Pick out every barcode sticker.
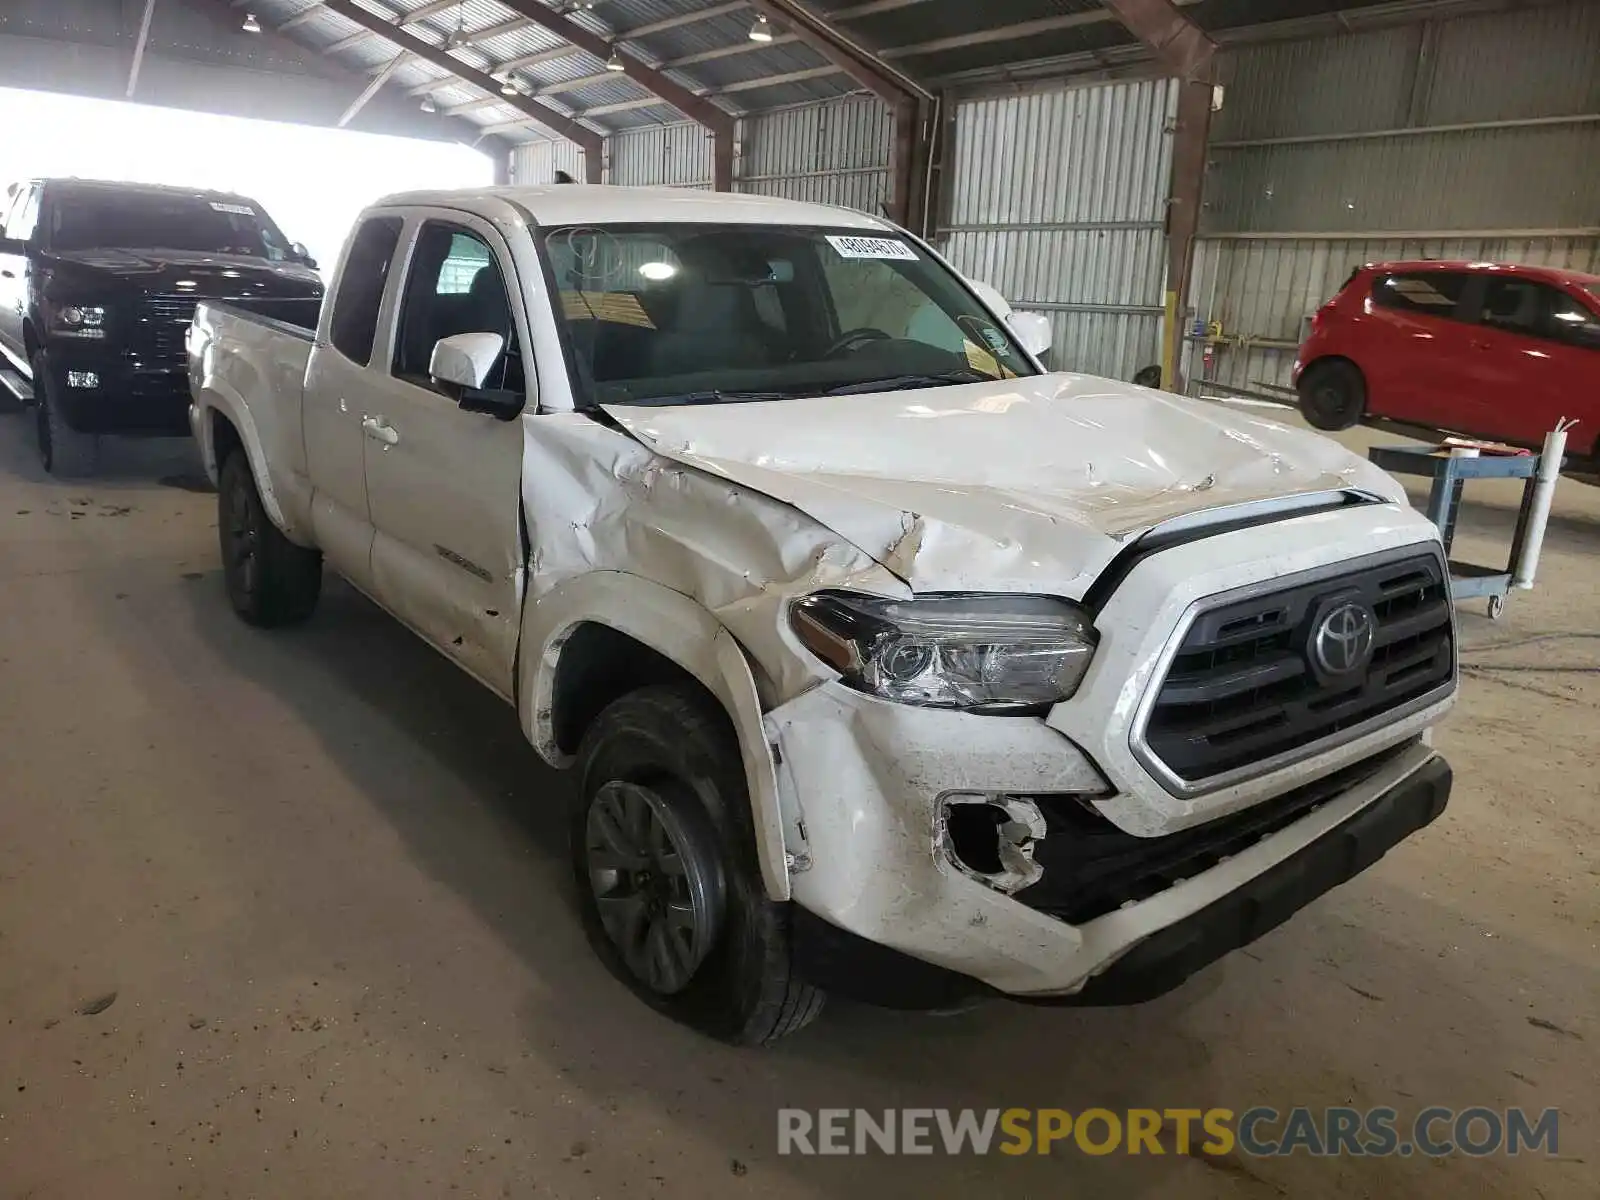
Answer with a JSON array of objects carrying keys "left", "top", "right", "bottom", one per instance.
[
  {"left": 825, "top": 235, "right": 919, "bottom": 261},
  {"left": 209, "top": 202, "right": 256, "bottom": 216}
]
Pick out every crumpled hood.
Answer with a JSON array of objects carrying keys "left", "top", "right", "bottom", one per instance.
[{"left": 603, "top": 373, "right": 1405, "bottom": 594}]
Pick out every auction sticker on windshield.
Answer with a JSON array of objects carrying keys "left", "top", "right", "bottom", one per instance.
[
  {"left": 208, "top": 202, "right": 256, "bottom": 216},
  {"left": 826, "top": 235, "right": 919, "bottom": 261}
]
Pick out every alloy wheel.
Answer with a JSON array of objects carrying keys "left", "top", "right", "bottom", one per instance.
[{"left": 585, "top": 779, "right": 723, "bottom": 996}]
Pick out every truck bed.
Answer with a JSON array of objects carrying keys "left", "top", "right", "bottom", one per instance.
[{"left": 189, "top": 301, "right": 314, "bottom": 517}]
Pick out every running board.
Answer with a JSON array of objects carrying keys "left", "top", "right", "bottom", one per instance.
[{"left": 0, "top": 368, "right": 33, "bottom": 403}]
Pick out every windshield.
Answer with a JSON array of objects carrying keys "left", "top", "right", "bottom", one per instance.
[
  {"left": 541, "top": 223, "right": 1039, "bottom": 407},
  {"left": 49, "top": 191, "right": 294, "bottom": 260}
]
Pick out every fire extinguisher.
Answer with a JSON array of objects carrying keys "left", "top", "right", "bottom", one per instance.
[{"left": 1201, "top": 320, "right": 1222, "bottom": 380}]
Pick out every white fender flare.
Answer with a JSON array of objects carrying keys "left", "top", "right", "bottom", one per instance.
[
  {"left": 191, "top": 381, "right": 297, "bottom": 539},
  {"left": 521, "top": 572, "right": 792, "bottom": 901}
]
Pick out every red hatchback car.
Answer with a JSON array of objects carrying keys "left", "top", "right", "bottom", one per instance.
[{"left": 1294, "top": 260, "right": 1600, "bottom": 460}]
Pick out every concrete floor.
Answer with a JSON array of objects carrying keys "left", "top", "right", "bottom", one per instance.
[{"left": 0, "top": 404, "right": 1594, "bottom": 1200}]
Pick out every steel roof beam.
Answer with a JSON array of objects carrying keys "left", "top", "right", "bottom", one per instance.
[
  {"left": 1102, "top": 0, "right": 1217, "bottom": 391},
  {"left": 621, "top": 1, "right": 748, "bottom": 38},
  {"left": 491, "top": 0, "right": 737, "bottom": 190},
  {"left": 321, "top": 0, "right": 605, "bottom": 173},
  {"left": 742, "top": 0, "right": 932, "bottom": 228},
  {"left": 1102, "top": 0, "right": 1216, "bottom": 81}
]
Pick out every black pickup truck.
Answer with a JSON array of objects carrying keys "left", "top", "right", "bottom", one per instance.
[{"left": 0, "top": 179, "right": 324, "bottom": 476}]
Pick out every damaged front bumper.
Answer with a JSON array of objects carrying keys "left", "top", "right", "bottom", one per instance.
[{"left": 767, "top": 682, "right": 1451, "bottom": 1007}]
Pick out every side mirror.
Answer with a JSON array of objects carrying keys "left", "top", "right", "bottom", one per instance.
[
  {"left": 967, "top": 279, "right": 1013, "bottom": 320},
  {"left": 1007, "top": 310, "right": 1054, "bottom": 358},
  {"left": 430, "top": 332, "right": 522, "bottom": 420},
  {"left": 431, "top": 331, "right": 504, "bottom": 390},
  {"left": 0, "top": 235, "right": 24, "bottom": 255},
  {"left": 290, "top": 242, "right": 318, "bottom": 269}
]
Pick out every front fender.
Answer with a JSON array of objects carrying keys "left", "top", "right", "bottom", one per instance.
[{"left": 521, "top": 571, "right": 793, "bottom": 901}]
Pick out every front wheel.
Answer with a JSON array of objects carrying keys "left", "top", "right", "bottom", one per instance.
[
  {"left": 572, "top": 684, "right": 825, "bottom": 1045},
  {"left": 32, "top": 355, "right": 99, "bottom": 477},
  {"left": 1297, "top": 360, "right": 1366, "bottom": 431},
  {"left": 217, "top": 451, "right": 322, "bottom": 627}
]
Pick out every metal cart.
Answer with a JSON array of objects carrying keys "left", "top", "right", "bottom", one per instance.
[{"left": 1366, "top": 444, "right": 1545, "bottom": 620}]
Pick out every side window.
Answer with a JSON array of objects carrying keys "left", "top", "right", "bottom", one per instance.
[
  {"left": 1476, "top": 278, "right": 1597, "bottom": 347},
  {"left": 1477, "top": 278, "right": 1550, "bottom": 337},
  {"left": 1546, "top": 288, "right": 1600, "bottom": 350},
  {"left": 4, "top": 185, "right": 40, "bottom": 241},
  {"left": 1371, "top": 272, "right": 1469, "bottom": 318},
  {"left": 392, "top": 222, "right": 519, "bottom": 393},
  {"left": 329, "top": 217, "right": 403, "bottom": 366}
]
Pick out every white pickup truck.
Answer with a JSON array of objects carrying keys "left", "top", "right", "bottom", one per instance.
[{"left": 188, "top": 185, "right": 1457, "bottom": 1045}]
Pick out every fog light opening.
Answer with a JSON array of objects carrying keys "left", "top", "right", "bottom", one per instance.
[{"left": 939, "top": 794, "right": 1046, "bottom": 894}]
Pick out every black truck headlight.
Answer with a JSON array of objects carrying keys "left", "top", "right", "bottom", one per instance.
[
  {"left": 790, "top": 591, "right": 1097, "bottom": 713},
  {"left": 48, "top": 303, "right": 107, "bottom": 338}
]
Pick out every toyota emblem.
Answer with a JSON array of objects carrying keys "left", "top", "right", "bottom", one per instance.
[{"left": 1313, "top": 602, "right": 1376, "bottom": 675}]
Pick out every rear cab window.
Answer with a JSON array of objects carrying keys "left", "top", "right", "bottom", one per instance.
[{"left": 329, "top": 217, "right": 403, "bottom": 365}]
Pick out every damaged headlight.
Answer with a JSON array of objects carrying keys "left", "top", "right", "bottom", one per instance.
[{"left": 790, "top": 591, "right": 1097, "bottom": 713}]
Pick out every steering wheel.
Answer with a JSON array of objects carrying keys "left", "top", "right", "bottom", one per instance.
[{"left": 824, "top": 327, "right": 892, "bottom": 358}]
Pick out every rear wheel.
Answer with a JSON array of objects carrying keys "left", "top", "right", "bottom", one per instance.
[
  {"left": 1297, "top": 360, "right": 1366, "bottom": 431},
  {"left": 217, "top": 450, "right": 322, "bottom": 627},
  {"left": 572, "top": 684, "right": 825, "bottom": 1045},
  {"left": 32, "top": 355, "right": 99, "bottom": 477}
]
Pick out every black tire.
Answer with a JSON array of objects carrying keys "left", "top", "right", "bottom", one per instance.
[
  {"left": 1297, "top": 359, "right": 1366, "bottom": 431},
  {"left": 32, "top": 354, "right": 99, "bottom": 477},
  {"left": 217, "top": 450, "right": 322, "bottom": 627},
  {"left": 573, "top": 684, "right": 825, "bottom": 1045}
]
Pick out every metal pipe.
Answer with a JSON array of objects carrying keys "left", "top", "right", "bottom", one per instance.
[
  {"left": 1211, "top": 112, "right": 1600, "bottom": 150},
  {"left": 1512, "top": 420, "right": 1574, "bottom": 589},
  {"left": 126, "top": 0, "right": 157, "bottom": 99}
]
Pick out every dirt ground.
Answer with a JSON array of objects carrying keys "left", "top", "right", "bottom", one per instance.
[{"left": 0, "top": 401, "right": 1594, "bottom": 1200}]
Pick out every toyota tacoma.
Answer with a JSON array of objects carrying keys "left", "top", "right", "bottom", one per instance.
[{"left": 187, "top": 186, "right": 1457, "bottom": 1045}]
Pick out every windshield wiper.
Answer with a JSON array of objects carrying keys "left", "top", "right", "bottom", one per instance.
[
  {"left": 627, "top": 389, "right": 797, "bottom": 407},
  {"left": 822, "top": 370, "right": 995, "bottom": 396}
]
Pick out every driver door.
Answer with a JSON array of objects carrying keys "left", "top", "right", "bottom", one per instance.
[{"left": 361, "top": 212, "right": 530, "bottom": 700}]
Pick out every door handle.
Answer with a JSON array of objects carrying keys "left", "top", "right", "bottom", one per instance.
[{"left": 362, "top": 416, "right": 400, "bottom": 446}]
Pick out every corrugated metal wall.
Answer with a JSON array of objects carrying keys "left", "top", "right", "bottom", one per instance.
[
  {"left": 509, "top": 139, "right": 589, "bottom": 186},
  {"left": 736, "top": 96, "right": 893, "bottom": 212},
  {"left": 1192, "top": 1, "right": 1600, "bottom": 395},
  {"left": 512, "top": 96, "right": 893, "bottom": 211},
  {"left": 941, "top": 79, "right": 1178, "bottom": 381},
  {"left": 609, "top": 123, "right": 714, "bottom": 188}
]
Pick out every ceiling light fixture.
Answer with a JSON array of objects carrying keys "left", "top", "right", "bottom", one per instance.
[
  {"left": 748, "top": 15, "right": 773, "bottom": 42},
  {"left": 242, "top": 12, "right": 262, "bottom": 33},
  {"left": 444, "top": 1, "right": 467, "bottom": 49},
  {"left": 500, "top": 77, "right": 519, "bottom": 95},
  {"left": 420, "top": 95, "right": 437, "bottom": 113},
  {"left": 605, "top": 46, "right": 626, "bottom": 71}
]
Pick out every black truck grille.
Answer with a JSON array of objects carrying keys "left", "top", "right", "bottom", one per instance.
[
  {"left": 129, "top": 296, "right": 197, "bottom": 364},
  {"left": 1140, "top": 550, "right": 1454, "bottom": 786}
]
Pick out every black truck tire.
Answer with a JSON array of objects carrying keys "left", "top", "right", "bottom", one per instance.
[
  {"left": 572, "top": 684, "right": 825, "bottom": 1046},
  {"left": 217, "top": 450, "right": 322, "bottom": 627},
  {"left": 32, "top": 355, "right": 99, "bottom": 477}
]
